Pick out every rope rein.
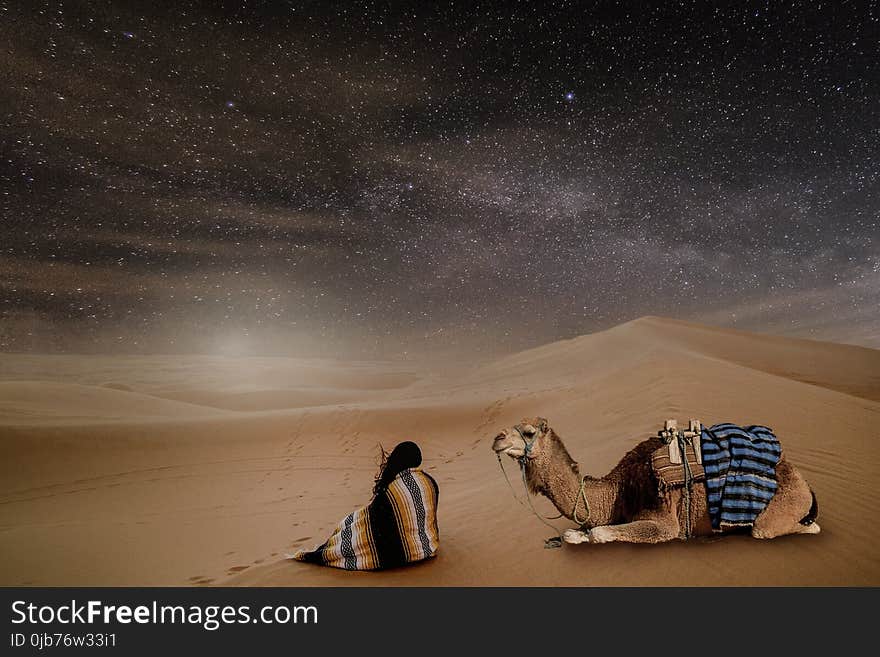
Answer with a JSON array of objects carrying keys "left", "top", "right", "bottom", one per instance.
[
  {"left": 496, "top": 453, "right": 564, "bottom": 548},
  {"left": 518, "top": 459, "right": 565, "bottom": 549},
  {"left": 496, "top": 452, "right": 528, "bottom": 509},
  {"left": 572, "top": 475, "right": 591, "bottom": 527},
  {"left": 679, "top": 431, "right": 694, "bottom": 540},
  {"left": 495, "top": 452, "right": 565, "bottom": 518}
]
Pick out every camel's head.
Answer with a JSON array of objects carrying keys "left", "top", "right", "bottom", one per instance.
[
  {"left": 492, "top": 417, "right": 551, "bottom": 460},
  {"left": 492, "top": 417, "right": 578, "bottom": 494}
]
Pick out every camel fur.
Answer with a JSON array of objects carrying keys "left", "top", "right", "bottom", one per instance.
[{"left": 491, "top": 417, "right": 820, "bottom": 545}]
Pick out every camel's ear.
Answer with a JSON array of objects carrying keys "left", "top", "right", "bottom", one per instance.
[{"left": 538, "top": 418, "right": 548, "bottom": 432}]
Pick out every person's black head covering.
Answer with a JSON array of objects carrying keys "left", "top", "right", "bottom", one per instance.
[{"left": 373, "top": 441, "right": 422, "bottom": 495}]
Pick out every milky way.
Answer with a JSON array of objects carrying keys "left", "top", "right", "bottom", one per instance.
[{"left": 2, "top": 1, "right": 878, "bottom": 357}]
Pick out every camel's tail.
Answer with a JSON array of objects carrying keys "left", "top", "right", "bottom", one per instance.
[{"left": 799, "top": 488, "right": 819, "bottom": 526}]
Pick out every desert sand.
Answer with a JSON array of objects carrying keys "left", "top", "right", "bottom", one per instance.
[{"left": 1, "top": 316, "right": 878, "bottom": 586}]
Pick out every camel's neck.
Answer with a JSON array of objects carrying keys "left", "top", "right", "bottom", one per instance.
[{"left": 531, "top": 460, "right": 618, "bottom": 527}]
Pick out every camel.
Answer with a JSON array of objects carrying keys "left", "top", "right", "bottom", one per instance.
[{"left": 492, "top": 417, "right": 820, "bottom": 545}]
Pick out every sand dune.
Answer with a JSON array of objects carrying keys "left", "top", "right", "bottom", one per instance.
[
  {"left": 1, "top": 317, "right": 878, "bottom": 586},
  {"left": 0, "top": 381, "right": 230, "bottom": 424}
]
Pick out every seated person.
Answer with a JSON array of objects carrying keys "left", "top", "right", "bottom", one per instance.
[{"left": 290, "top": 441, "right": 439, "bottom": 570}]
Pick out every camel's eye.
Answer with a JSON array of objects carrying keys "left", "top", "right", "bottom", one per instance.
[{"left": 522, "top": 426, "right": 536, "bottom": 437}]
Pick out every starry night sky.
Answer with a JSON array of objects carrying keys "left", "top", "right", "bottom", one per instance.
[{"left": 2, "top": 1, "right": 878, "bottom": 358}]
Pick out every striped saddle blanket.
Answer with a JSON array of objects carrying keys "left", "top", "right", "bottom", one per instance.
[
  {"left": 290, "top": 468, "right": 440, "bottom": 570},
  {"left": 701, "top": 423, "right": 782, "bottom": 530}
]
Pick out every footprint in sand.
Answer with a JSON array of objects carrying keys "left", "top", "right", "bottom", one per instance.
[
  {"left": 475, "top": 399, "right": 505, "bottom": 433},
  {"left": 226, "top": 565, "right": 249, "bottom": 574}
]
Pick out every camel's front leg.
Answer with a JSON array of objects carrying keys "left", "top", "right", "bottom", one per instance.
[{"left": 563, "top": 520, "right": 679, "bottom": 545}]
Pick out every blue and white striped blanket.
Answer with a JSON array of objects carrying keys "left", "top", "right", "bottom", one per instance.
[{"left": 700, "top": 423, "right": 781, "bottom": 530}]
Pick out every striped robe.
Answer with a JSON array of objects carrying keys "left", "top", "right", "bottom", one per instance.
[
  {"left": 291, "top": 468, "right": 439, "bottom": 570},
  {"left": 701, "top": 423, "right": 782, "bottom": 530}
]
